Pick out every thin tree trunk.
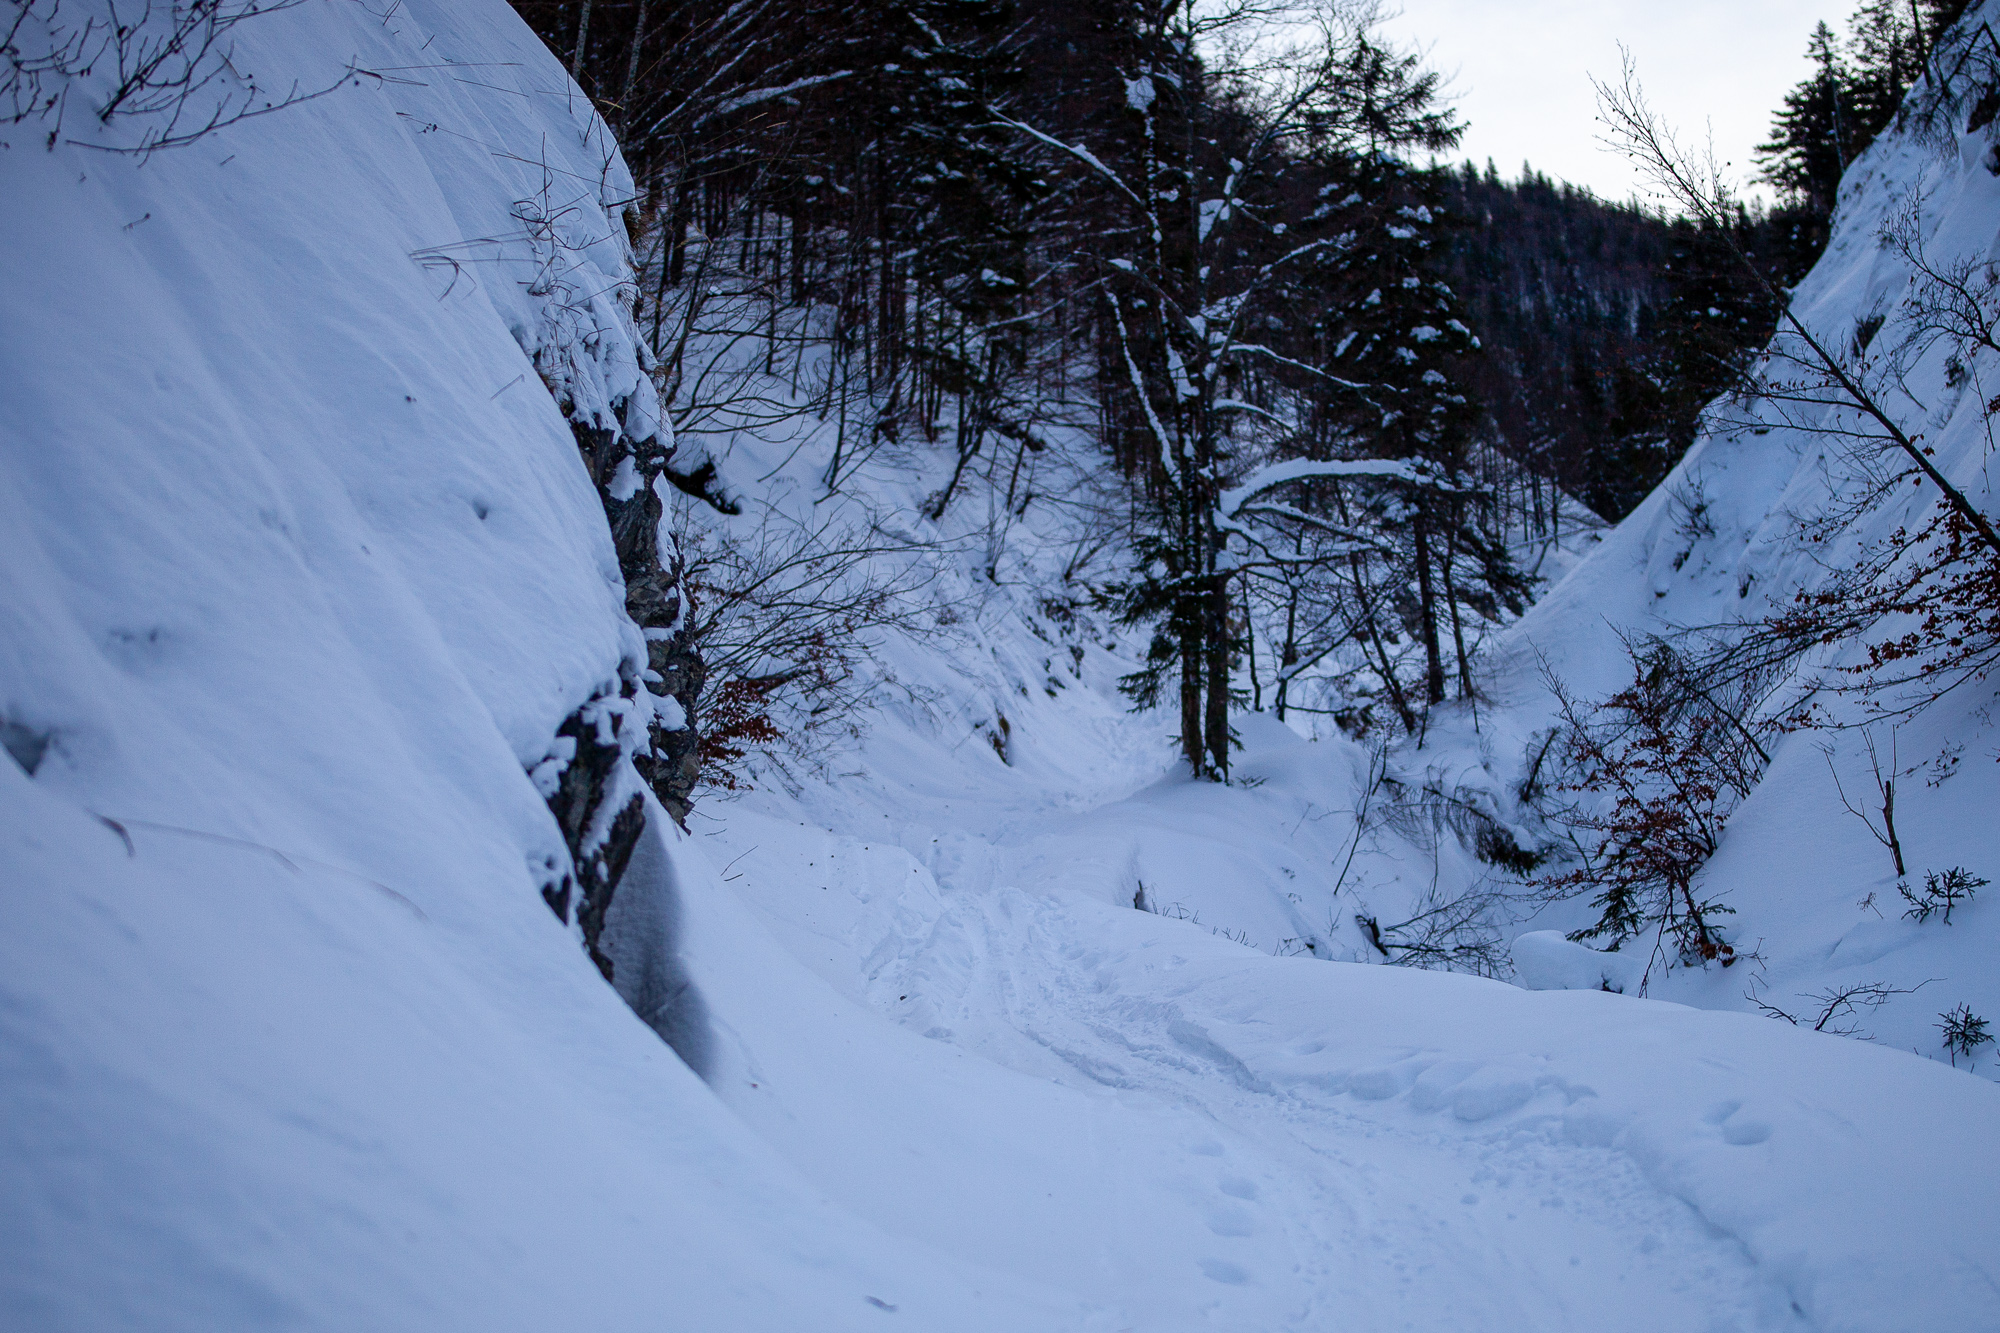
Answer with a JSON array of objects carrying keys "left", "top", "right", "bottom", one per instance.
[
  {"left": 569, "top": 0, "right": 595, "bottom": 80},
  {"left": 1204, "top": 571, "right": 1231, "bottom": 780},
  {"left": 1180, "top": 607, "right": 1205, "bottom": 776},
  {"left": 1443, "top": 532, "right": 1475, "bottom": 702},
  {"left": 1412, "top": 516, "right": 1447, "bottom": 706},
  {"left": 1244, "top": 575, "right": 1262, "bottom": 713},
  {"left": 617, "top": 0, "right": 650, "bottom": 133}
]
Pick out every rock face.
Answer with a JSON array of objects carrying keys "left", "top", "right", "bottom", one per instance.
[
  {"left": 530, "top": 410, "right": 716, "bottom": 982},
  {"left": 532, "top": 412, "right": 713, "bottom": 975},
  {"left": 505, "top": 154, "right": 744, "bottom": 958},
  {"left": 537, "top": 678, "right": 650, "bottom": 980},
  {"left": 572, "top": 416, "right": 707, "bottom": 822},
  {"left": 637, "top": 623, "right": 706, "bottom": 827}
]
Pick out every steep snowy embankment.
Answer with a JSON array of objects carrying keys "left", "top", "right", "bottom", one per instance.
[
  {"left": 1417, "top": 31, "right": 2000, "bottom": 1059},
  {"left": 0, "top": 3, "right": 1090, "bottom": 1328}
]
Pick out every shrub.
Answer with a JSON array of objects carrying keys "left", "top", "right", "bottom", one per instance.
[
  {"left": 1532, "top": 644, "right": 1774, "bottom": 966},
  {"left": 1939, "top": 1004, "right": 1993, "bottom": 1066},
  {"left": 1900, "top": 867, "right": 1987, "bottom": 924},
  {"left": 1769, "top": 501, "right": 2000, "bottom": 715}
]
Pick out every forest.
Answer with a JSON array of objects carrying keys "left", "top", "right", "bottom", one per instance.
[{"left": 503, "top": 0, "right": 1976, "bottom": 795}]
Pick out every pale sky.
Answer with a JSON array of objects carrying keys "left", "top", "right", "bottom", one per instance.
[{"left": 1379, "top": 0, "right": 1854, "bottom": 206}]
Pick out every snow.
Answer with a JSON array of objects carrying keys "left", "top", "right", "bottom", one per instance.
[
  {"left": 1513, "top": 932, "right": 1649, "bottom": 994},
  {"left": 1390, "top": 43, "right": 2000, "bottom": 1071},
  {"left": 689, "top": 718, "right": 2000, "bottom": 1330},
  {"left": 1218, "top": 454, "right": 1442, "bottom": 517},
  {"left": 3, "top": 1, "right": 1998, "bottom": 1329}
]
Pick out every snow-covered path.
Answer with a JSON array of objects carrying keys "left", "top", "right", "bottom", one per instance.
[
  {"left": 865, "top": 882, "right": 1768, "bottom": 1331},
  {"left": 681, "top": 720, "right": 1997, "bottom": 1332}
]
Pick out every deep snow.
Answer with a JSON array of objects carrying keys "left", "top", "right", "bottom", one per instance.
[{"left": 3, "top": 1, "right": 1998, "bottom": 1330}]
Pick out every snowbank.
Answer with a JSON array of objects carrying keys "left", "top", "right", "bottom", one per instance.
[
  {"left": 0, "top": 2, "right": 1087, "bottom": 1326},
  {"left": 1513, "top": 931, "right": 1650, "bottom": 993}
]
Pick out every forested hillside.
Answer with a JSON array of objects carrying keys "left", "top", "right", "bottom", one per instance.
[
  {"left": 497, "top": 0, "right": 1712, "bottom": 779},
  {"left": 1435, "top": 165, "right": 1823, "bottom": 519}
]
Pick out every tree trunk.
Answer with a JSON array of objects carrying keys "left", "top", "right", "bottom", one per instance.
[
  {"left": 1179, "top": 607, "right": 1205, "bottom": 776},
  {"left": 1412, "top": 515, "right": 1447, "bottom": 706},
  {"left": 616, "top": 0, "right": 650, "bottom": 134},
  {"left": 1442, "top": 531, "right": 1475, "bottom": 702},
  {"left": 1203, "top": 572, "right": 1231, "bottom": 780},
  {"left": 569, "top": 0, "right": 595, "bottom": 80}
]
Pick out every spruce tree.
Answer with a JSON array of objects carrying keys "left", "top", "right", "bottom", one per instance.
[
  {"left": 1303, "top": 161, "right": 1524, "bottom": 708},
  {"left": 1758, "top": 22, "right": 1857, "bottom": 214}
]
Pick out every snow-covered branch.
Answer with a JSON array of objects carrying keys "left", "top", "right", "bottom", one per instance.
[{"left": 1219, "top": 456, "right": 1457, "bottom": 519}]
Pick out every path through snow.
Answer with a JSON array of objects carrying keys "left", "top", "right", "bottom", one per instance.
[{"left": 679, "top": 721, "right": 1997, "bottom": 1331}]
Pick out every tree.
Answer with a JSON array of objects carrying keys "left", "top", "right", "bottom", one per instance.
[
  {"left": 1007, "top": 2, "right": 1461, "bottom": 776},
  {"left": 1298, "top": 159, "right": 1527, "bottom": 709},
  {"left": 1757, "top": 0, "right": 1974, "bottom": 215},
  {"left": 1847, "top": 0, "right": 1924, "bottom": 133},
  {"left": 1758, "top": 21, "right": 1858, "bottom": 215},
  {"left": 1534, "top": 645, "right": 1769, "bottom": 973}
]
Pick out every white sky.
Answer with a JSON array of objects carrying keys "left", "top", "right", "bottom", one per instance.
[{"left": 1379, "top": 0, "right": 1853, "bottom": 205}]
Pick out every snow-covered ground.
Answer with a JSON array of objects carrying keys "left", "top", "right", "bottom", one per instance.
[
  {"left": 1382, "top": 75, "right": 2000, "bottom": 1063},
  {"left": 689, "top": 718, "right": 1998, "bottom": 1330},
  {"left": 3, "top": 1, "right": 1997, "bottom": 1330}
]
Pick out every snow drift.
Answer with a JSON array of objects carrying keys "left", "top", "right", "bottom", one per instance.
[{"left": 0, "top": 2, "right": 1086, "bottom": 1327}]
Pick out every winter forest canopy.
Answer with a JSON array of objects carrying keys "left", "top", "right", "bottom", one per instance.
[
  {"left": 508, "top": 0, "right": 1983, "bottom": 781},
  {"left": 4, "top": 0, "right": 2000, "bottom": 1327}
]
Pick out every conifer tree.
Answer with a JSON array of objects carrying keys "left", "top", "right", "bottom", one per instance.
[
  {"left": 1758, "top": 0, "right": 1972, "bottom": 214},
  {"left": 1295, "top": 160, "right": 1525, "bottom": 710},
  {"left": 1039, "top": 9, "right": 1462, "bottom": 776},
  {"left": 1759, "top": 22, "right": 1858, "bottom": 213}
]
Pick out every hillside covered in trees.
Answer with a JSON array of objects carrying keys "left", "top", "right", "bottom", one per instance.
[
  {"left": 498, "top": 0, "right": 1774, "bottom": 767},
  {"left": 497, "top": 0, "right": 1977, "bottom": 777}
]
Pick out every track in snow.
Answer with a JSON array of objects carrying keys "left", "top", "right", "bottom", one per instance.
[{"left": 703, "top": 741, "right": 1798, "bottom": 1332}]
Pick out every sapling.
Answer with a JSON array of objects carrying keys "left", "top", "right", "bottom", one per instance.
[
  {"left": 1899, "top": 866, "right": 1987, "bottom": 924},
  {"left": 1532, "top": 644, "right": 1773, "bottom": 968},
  {"left": 1938, "top": 1003, "right": 1992, "bottom": 1066},
  {"left": 1824, "top": 730, "right": 1907, "bottom": 877},
  {"left": 1748, "top": 978, "right": 1929, "bottom": 1039}
]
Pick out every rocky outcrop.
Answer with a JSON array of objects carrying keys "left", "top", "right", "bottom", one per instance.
[
  {"left": 527, "top": 409, "right": 712, "bottom": 975},
  {"left": 492, "top": 114, "right": 729, "bottom": 978},
  {"left": 535, "top": 678, "right": 649, "bottom": 979},
  {"left": 572, "top": 417, "right": 707, "bottom": 828}
]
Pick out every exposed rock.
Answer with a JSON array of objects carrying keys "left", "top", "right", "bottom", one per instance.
[
  {"left": 538, "top": 680, "right": 648, "bottom": 980},
  {"left": 569, "top": 418, "right": 706, "bottom": 827},
  {"left": 532, "top": 406, "right": 712, "bottom": 970}
]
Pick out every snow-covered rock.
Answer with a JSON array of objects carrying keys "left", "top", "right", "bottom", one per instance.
[{"left": 1513, "top": 931, "right": 1650, "bottom": 993}]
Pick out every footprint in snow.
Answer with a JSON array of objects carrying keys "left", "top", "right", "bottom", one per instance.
[{"left": 1199, "top": 1258, "right": 1250, "bottom": 1285}]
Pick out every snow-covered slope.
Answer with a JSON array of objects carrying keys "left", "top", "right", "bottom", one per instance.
[
  {"left": 5, "top": 2, "right": 1998, "bottom": 1330},
  {"left": 0, "top": 3, "right": 1086, "bottom": 1327},
  {"left": 1415, "top": 39, "right": 2000, "bottom": 1061}
]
